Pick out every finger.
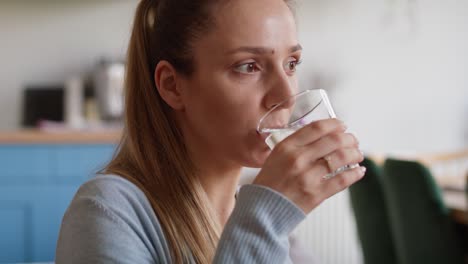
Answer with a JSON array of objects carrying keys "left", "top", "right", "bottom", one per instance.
[
  {"left": 306, "top": 157, "right": 333, "bottom": 181},
  {"left": 322, "top": 148, "right": 364, "bottom": 172},
  {"left": 321, "top": 166, "right": 366, "bottom": 199},
  {"left": 298, "top": 148, "right": 363, "bottom": 185},
  {"left": 300, "top": 132, "right": 359, "bottom": 162},
  {"left": 283, "top": 118, "right": 346, "bottom": 147}
]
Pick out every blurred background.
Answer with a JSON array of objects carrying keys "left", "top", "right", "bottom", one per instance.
[{"left": 0, "top": 0, "right": 466, "bottom": 263}]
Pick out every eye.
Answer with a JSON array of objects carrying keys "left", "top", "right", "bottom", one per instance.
[
  {"left": 234, "top": 62, "right": 260, "bottom": 74},
  {"left": 286, "top": 58, "right": 302, "bottom": 73}
]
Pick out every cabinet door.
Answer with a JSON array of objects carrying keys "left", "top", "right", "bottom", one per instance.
[
  {"left": 0, "top": 201, "right": 29, "bottom": 263},
  {"left": 0, "top": 145, "right": 52, "bottom": 184},
  {"left": 0, "top": 144, "right": 116, "bottom": 263},
  {"left": 55, "top": 145, "right": 116, "bottom": 184},
  {"left": 0, "top": 185, "right": 79, "bottom": 263}
]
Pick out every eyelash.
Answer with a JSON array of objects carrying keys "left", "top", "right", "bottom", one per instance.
[
  {"left": 233, "top": 58, "right": 302, "bottom": 74},
  {"left": 287, "top": 59, "right": 302, "bottom": 73},
  {"left": 234, "top": 62, "right": 260, "bottom": 74}
]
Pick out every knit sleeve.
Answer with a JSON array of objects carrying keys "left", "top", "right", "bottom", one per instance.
[
  {"left": 55, "top": 176, "right": 171, "bottom": 264},
  {"left": 213, "top": 184, "right": 306, "bottom": 263}
]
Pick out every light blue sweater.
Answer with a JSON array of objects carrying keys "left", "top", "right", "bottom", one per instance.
[{"left": 56, "top": 175, "right": 306, "bottom": 263}]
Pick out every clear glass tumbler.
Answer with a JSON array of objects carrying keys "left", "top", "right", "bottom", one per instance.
[{"left": 257, "top": 89, "right": 358, "bottom": 179}]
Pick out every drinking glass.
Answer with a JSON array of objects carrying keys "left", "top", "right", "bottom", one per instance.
[{"left": 257, "top": 89, "right": 358, "bottom": 179}]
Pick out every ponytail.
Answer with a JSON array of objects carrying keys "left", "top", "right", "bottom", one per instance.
[{"left": 104, "top": 0, "right": 220, "bottom": 262}]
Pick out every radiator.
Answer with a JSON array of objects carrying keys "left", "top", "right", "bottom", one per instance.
[
  {"left": 240, "top": 168, "right": 363, "bottom": 264},
  {"left": 291, "top": 190, "right": 363, "bottom": 264}
]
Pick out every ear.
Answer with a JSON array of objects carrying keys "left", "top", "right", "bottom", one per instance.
[{"left": 154, "top": 60, "right": 185, "bottom": 110}]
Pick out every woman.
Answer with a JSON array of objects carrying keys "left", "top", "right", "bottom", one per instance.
[{"left": 56, "top": 0, "right": 365, "bottom": 263}]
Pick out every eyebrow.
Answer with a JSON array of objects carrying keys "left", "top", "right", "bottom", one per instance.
[{"left": 226, "top": 44, "right": 302, "bottom": 55}]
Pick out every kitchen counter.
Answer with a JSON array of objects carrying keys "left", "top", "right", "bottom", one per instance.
[
  {"left": 0, "top": 129, "right": 122, "bottom": 144},
  {"left": 443, "top": 190, "right": 468, "bottom": 225},
  {"left": 0, "top": 134, "right": 119, "bottom": 262}
]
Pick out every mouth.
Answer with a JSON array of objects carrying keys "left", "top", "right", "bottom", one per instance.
[{"left": 256, "top": 130, "right": 271, "bottom": 142}]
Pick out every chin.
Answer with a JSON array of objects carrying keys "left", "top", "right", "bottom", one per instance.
[
  {"left": 237, "top": 132, "right": 272, "bottom": 168},
  {"left": 242, "top": 145, "right": 271, "bottom": 168}
]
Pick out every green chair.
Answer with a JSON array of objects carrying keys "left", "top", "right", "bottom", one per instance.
[
  {"left": 349, "top": 158, "right": 399, "bottom": 264},
  {"left": 381, "top": 158, "right": 465, "bottom": 264}
]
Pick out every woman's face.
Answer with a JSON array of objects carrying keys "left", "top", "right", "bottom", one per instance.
[{"left": 178, "top": 0, "right": 301, "bottom": 168}]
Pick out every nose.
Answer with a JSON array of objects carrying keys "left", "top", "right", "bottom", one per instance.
[{"left": 264, "top": 70, "right": 296, "bottom": 110}]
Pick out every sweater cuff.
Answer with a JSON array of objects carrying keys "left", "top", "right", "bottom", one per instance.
[{"left": 235, "top": 184, "right": 306, "bottom": 235}]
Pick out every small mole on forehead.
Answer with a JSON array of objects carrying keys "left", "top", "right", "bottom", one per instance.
[{"left": 271, "top": 50, "right": 275, "bottom": 54}]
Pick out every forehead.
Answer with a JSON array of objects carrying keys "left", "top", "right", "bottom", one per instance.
[{"left": 198, "top": 0, "right": 298, "bottom": 55}]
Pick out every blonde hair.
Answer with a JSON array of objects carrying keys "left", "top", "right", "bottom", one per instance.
[{"left": 103, "top": 0, "right": 295, "bottom": 262}]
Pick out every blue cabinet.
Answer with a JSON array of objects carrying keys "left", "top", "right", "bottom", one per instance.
[{"left": 0, "top": 144, "right": 116, "bottom": 263}]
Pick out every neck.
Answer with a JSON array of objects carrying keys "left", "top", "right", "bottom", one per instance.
[
  {"left": 177, "top": 114, "right": 243, "bottom": 226},
  {"left": 197, "top": 164, "right": 241, "bottom": 227}
]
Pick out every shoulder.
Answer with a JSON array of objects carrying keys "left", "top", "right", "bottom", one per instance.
[
  {"left": 76, "top": 174, "right": 146, "bottom": 202},
  {"left": 57, "top": 175, "right": 172, "bottom": 263},
  {"left": 68, "top": 174, "right": 157, "bottom": 229},
  {"left": 75, "top": 175, "right": 149, "bottom": 209}
]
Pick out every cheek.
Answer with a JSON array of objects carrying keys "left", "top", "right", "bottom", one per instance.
[
  {"left": 185, "top": 89, "right": 246, "bottom": 143},
  {"left": 184, "top": 70, "right": 269, "bottom": 159},
  {"left": 192, "top": 79, "right": 258, "bottom": 129}
]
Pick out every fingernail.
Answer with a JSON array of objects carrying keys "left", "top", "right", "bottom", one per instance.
[
  {"left": 360, "top": 150, "right": 364, "bottom": 156},
  {"left": 360, "top": 166, "right": 367, "bottom": 176}
]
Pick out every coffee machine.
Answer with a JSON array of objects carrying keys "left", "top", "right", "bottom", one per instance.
[{"left": 93, "top": 60, "right": 125, "bottom": 121}]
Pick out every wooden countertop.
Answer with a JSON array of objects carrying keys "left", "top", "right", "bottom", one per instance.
[
  {"left": 0, "top": 129, "right": 122, "bottom": 144},
  {"left": 443, "top": 190, "right": 468, "bottom": 225}
]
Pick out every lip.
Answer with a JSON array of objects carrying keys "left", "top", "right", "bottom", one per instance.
[{"left": 257, "top": 130, "right": 271, "bottom": 142}]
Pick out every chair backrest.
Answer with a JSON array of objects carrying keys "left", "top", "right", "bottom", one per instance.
[
  {"left": 381, "top": 158, "right": 465, "bottom": 264},
  {"left": 349, "top": 157, "right": 398, "bottom": 264}
]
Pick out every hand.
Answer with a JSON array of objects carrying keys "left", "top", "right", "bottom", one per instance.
[{"left": 253, "top": 118, "right": 365, "bottom": 214}]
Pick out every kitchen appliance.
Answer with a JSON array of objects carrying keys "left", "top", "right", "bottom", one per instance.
[
  {"left": 22, "top": 86, "right": 64, "bottom": 127},
  {"left": 93, "top": 60, "right": 125, "bottom": 121}
]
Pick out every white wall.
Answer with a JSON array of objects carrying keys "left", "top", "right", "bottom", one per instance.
[
  {"left": 295, "top": 0, "right": 468, "bottom": 155},
  {"left": 1, "top": 1, "right": 466, "bottom": 264},
  {"left": 1, "top": 0, "right": 466, "bottom": 155},
  {"left": 0, "top": 0, "right": 138, "bottom": 129}
]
